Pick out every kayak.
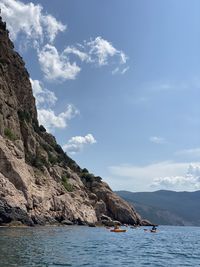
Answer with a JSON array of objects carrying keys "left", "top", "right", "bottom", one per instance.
[
  {"left": 110, "top": 229, "right": 127, "bottom": 233},
  {"left": 150, "top": 229, "right": 157, "bottom": 233}
]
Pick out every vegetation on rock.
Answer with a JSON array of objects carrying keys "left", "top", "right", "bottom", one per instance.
[
  {"left": 18, "top": 110, "right": 31, "bottom": 123},
  {"left": 4, "top": 128, "right": 17, "bottom": 141},
  {"left": 62, "top": 175, "right": 74, "bottom": 192}
]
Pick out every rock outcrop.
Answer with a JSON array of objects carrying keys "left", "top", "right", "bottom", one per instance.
[{"left": 0, "top": 16, "right": 143, "bottom": 226}]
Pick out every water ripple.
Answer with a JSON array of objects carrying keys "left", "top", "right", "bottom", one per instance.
[{"left": 0, "top": 226, "right": 200, "bottom": 266}]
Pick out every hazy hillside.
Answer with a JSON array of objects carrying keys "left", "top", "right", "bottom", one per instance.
[{"left": 116, "top": 190, "right": 200, "bottom": 226}]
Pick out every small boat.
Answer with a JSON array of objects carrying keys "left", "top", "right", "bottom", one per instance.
[
  {"left": 110, "top": 229, "right": 127, "bottom": 233},
  {"left": 150, "top": 229, "right": 157, "bottom": 233}
]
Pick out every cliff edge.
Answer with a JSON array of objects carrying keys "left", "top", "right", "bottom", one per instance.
[{"left": 0, "top": 16, "right": 144, "bottom": 226}]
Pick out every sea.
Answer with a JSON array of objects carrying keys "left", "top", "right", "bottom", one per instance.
[{"left": 0, "top": 225, "right": 199, "bottom": 267}]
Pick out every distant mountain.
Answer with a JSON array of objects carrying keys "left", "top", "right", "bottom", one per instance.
[{"left": 116, "top": 190, "right": 200, "bottom": 226}]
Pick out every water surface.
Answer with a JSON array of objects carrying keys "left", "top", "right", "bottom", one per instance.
[{"left": 0, "top": 225, "right": 200, "bottom": 266}]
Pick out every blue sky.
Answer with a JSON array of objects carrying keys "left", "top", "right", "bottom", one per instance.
[{"left": 1, "top": 0, "right": 200, "bottom": 191}]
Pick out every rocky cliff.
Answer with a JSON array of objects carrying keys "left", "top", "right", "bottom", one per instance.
[{"left": 0, "top": 16, "right": 143, "bottom": 226}]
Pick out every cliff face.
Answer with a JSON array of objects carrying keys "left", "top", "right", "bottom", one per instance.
[{"left": 0, "top": 17, "right": 143, "bottom": 226}]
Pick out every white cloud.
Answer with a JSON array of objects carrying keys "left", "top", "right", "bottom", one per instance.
[
  {"left": 120, "top": 52, "right": 128, "bottom": 64},
  {"left": 38, "top": 38, "right": 129, "bottom": 81},
  {"left": 38, "top": 44, "right": 81, "bottom": 81},
  {"left": 121, "top": 66, "right": 129, "bottom": 74},
  {"left": 30, "top": 78, "right": 79, "bottom": 132},
  {"left": 0, "top": 0, "right": 66, "bottom": 44},
  {"left": 84, "top": 36, "right": 129, "bottom": 73},
  {"left": 42, "top": 14, "right": 66, "bottom": 43},
  {"left": 63, "top": 46, "right": 90, "bottom": 62},
  {"left": 108, "top": 161, "right": 198, "bottom": 191},
  {"left": 112, "top": 66, "right": 129, "bottom": 75},
  {"left": 108, "top": 161, "right": 200, "bottom": 191},
  {"left": 112, "top": 67, "right": 120, "bottom": 75},
  {"left": 63, "top": 134, "right": 96, "bottom": 154},
  {"left": 30, "top": 79, "right": 57, "bottom": 107},
  {"left": 109, "top": 161, "right": 187, "bottom": 180},
  {"left": 1, "top": 2, "right": 128, "bottom": 79},
  {"left": 86, "top": 36, "right": 125, "bottom": 66},
  {"left": 37, "top": 105, "right": 79, "bottom": 131},
  {"left": 150, "top": 136, "right": 166, "bottom": 144},
  {"left": 152, "top": 163, "right": 200, "bottom": 190}
]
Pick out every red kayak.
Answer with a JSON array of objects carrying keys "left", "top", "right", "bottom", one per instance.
[{"left": 110, "top": 229, "right": 127, "bottom": 233}]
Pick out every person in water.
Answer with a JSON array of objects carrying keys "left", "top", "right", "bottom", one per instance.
[
  {"left": 152, "top": 225, "right": 157, "bottom": 231},
  {"left": 114, "top": 224, "right": 119, "bottom": 230}
]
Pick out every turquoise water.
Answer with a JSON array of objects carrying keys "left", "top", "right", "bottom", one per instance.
[{"left": 0, "top": 226, "right": 200, "bottom": 266}]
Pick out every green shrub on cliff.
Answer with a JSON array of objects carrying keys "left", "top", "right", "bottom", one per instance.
[
  {"left": 18, "top": 110, "right": 31, "bottom": 122},
  {"left": 61, "top": 175, "right": 74, "bottom": 192},
  {"left": 81, "top": 169, "right": 102, "bottom": 183},
  {"left": 4, "top": 128, "right": 17, "bottom": 141},
  {"left": 81, "top": 172, "right": 95, "bottom": 182},
  {"left": 28, "top": 152, "right": 49, "bottom": 170},
  {"left": 41, "top": 143, "right": 53, "bottom": 153},
  {"left": 48, "top": 154, "right": 57, "bottom": 165},
  {"left": 32, "top": 157, "right": 46, "bottom": 170},
  {"left": 82, "top": 168, "right": 89, "bottom": 173}
]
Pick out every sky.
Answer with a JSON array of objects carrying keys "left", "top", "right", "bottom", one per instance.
[{"left": 1, "top": 0, "right": 200, "bottom": 192}]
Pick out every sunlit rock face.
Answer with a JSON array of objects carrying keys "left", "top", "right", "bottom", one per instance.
[{"left": 0, "top": 16, "right": 143, "bottom": 226}]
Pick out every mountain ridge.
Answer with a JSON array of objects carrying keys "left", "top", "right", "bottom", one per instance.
[{"left": 116, "top": 190, "right": 200, "bottom": 226}]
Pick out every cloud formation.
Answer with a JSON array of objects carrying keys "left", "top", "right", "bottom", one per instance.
[
  {"left": 30, "top": 78, "right": 79, "bottom": 131},
  {"left": 64, "top": 46, "right": 90, "bottom": 62},
  {"left": 31, "top": 78, "right": 94, "bottom": 148},
  {"left": 112, "top": 66, "right": 130, "bottom": 75},
  {"left": 38, "top": 44, "right": 81, "bottom": 81},
  {"left": 0, "top": 2, "right": 129, "bottom": 80},
  {"left": 0, "top": 0, "right": 66, "bottom": 44},
  {"left": 109, "top": 161, "right": 187, "bottom": 180},
  {"left": 30, "top": 79, "right": 57, "bottom": 107},
  {"left": 152, "top": 163, "right": 200, "bottom": 190},
  {"left": 108, "top": 161, "right": 200, "bottom": 191},
  {"left": 86, "top": 36, "right": 127, "bottom": 66},
  {"left": 150, "top": 136, "right": 166, "bottom": 144},
  {"left": 109, "top": 160, "right": 200, "bottom": 191},
  {"left": 38, "top": 37, "right": 128, "bottom": 82},
  {"left": 38, "top": 105, "right": 79, "bottom": 132},
  {"left": 63, "top": 134, "right": 96, "bottom": 154}
]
